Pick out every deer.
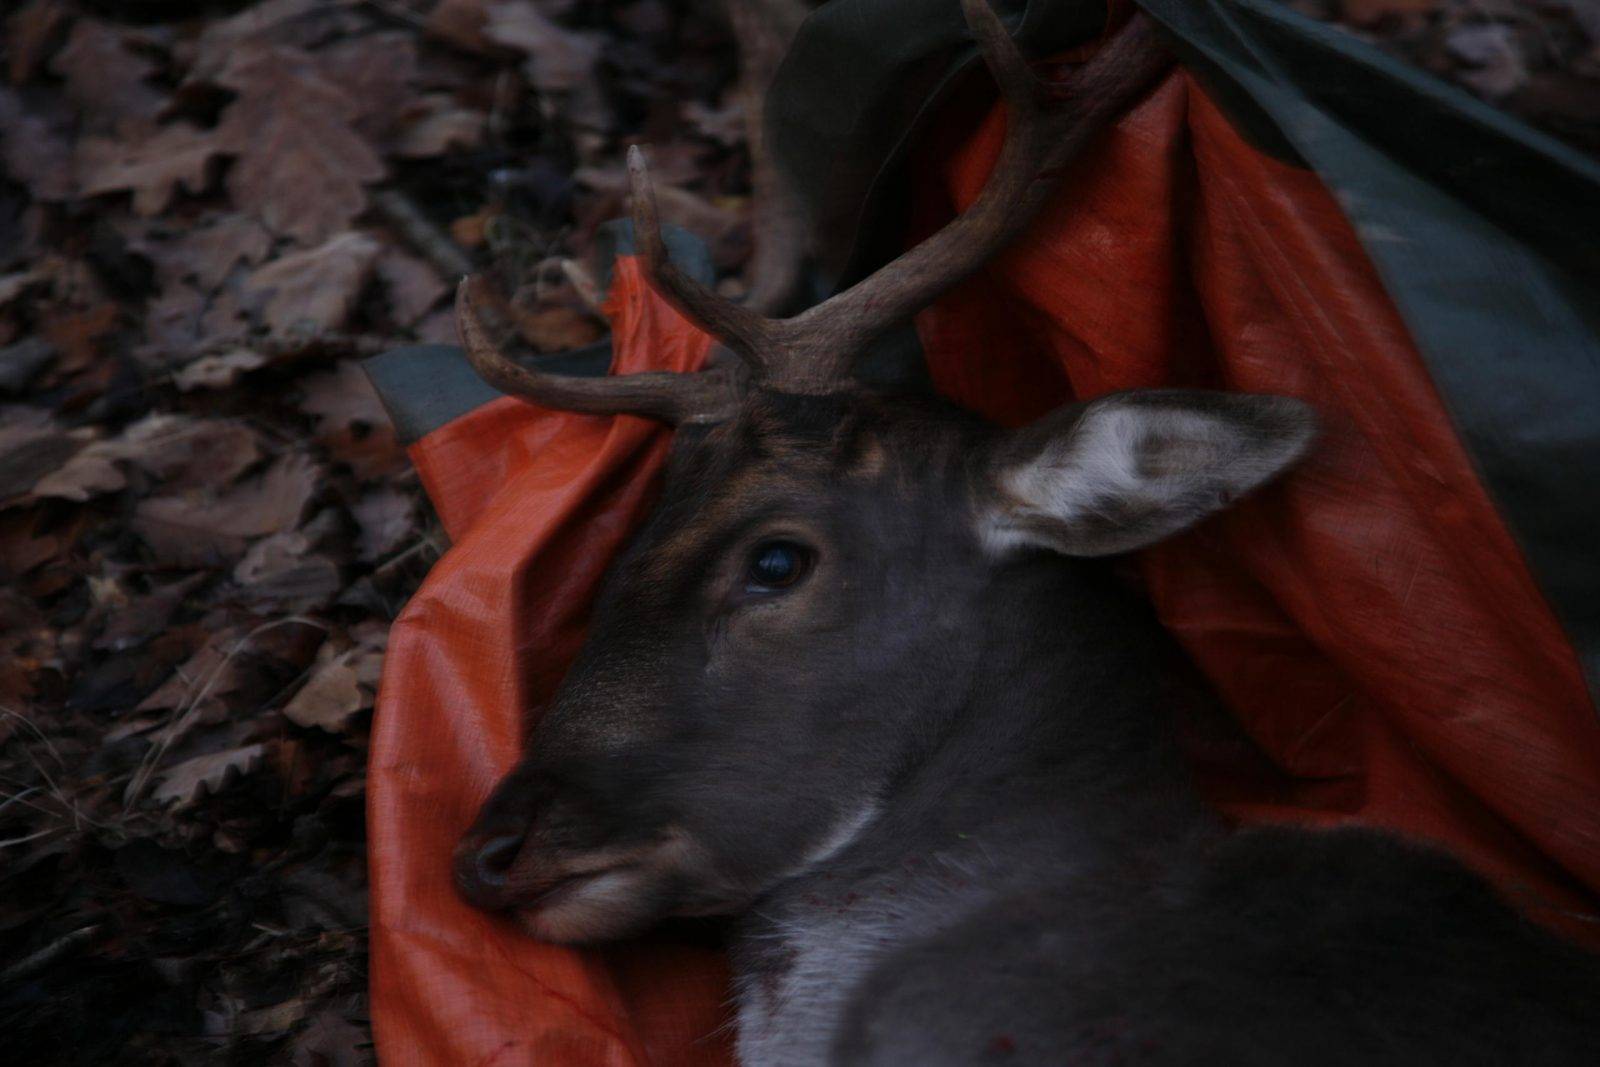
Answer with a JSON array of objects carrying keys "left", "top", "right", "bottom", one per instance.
[{"left": 450, "top": 2, "right": 1600, "bottom": 1063}]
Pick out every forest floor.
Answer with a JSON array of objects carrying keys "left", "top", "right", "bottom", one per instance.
[{"left": 0, "top": 1, "right": 1593, "bottom": 1063}]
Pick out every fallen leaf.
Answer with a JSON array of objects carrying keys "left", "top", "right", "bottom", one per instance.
[
  {"left": 133, "top": 452, "right": 322, "bottom": 565},
  {"left": 426, "top": 0, "right": 497, "bottom": 55},
  {"left": 0, "top": 268, "right": 45, "bottom": 307},
  {"left": 0, "top": 85, "right": 74, "bottom": 201},
  {"left": 113, "top": 413, "right": 263, "bottom": 489},
  {"left": 215, "top": 45, "right": 387, "bottom": 245},
  {"left": 283, "top": 648, "right": 365, "bottom": 733},
  {"left": 1447, "top": 23, "right": 1528, "bottom": 99},
  {"left": 50, "top": 18, "right": 167, "bottom": 133},
  {"left": 0, "top": 415, "right": 81, "bottom": 503},
  {"left": 290, "top": 1010, "right": 369, "bottom": 1067},
  {"left": 6, "top": 1, "right": 70, "bottom": 85},
  {"left": 38, "top": 303, "right": 120, "bottom": 376},
  {"left": 298, "top": 360, "right": 404, "bottom": 478},
  {"left": 190, "top": 0, "right": 361, "bottom": 81},
  {"left": 315, "top": 30, "right": 420, "bottom": 144},
  {"left": 172, "top": 348, "right": 268, "bottom": 392},
  {"left": 0, "top": 336, "right": 55, "bottom": 392},
  {"left": 245, "top": 232, "right": 381, "bottom": 336},
  {"left": 151, "top": 742, "right": 267, "bottom": 808},
  {"left": 351, "top": 487, "right": 416, "bottom": 563},
  {"left": 0, "top": 505, "right": 85, "bottom": 580},
  {"left": 94, "top": 574, "right": 207, "bottom": 652},
  {"left": 30, "top": 433, "right": 127, "bottom": 501},
  {"left": 394, "top": 94, "right": 486, "bottom": 158},
  {"left": 376, "top": 248, "right": 447, "bottom": 326},
  {"left": 136, "top": 630, "right": 245, "bottom": 715},
  {"left": 233, "top": 531, "right": 342, "bottom": 612},
  {"left": 485, "top": 0, "right": 610, "bottom": 131},
  {"left": 172, "top": 215, "right": 275, "bottom": 291},
  {"left": 77, "top": 123, "right": 220, "bottom": 216}
]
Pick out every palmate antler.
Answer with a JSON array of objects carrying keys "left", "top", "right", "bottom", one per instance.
[{"left": 457, "top": 0, "right": 1173, "bottom": 423}]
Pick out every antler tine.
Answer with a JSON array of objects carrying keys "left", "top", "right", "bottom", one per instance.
[
  {"left": 960, "top": 0, "right": 1047, "bottom": 113},
  {"left": 772, "top": 2, "right": 1173, "bottom": 387},
  {"left": 456, "top": 276, "right": 734, "bottom": 425},
  {"left": 626, "top": 145, "right": 778, "bottom": 375}
]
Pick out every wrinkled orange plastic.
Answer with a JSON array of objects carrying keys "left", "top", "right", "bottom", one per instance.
[{"left": 369, "top": 74, "right": 1600, "bottom": 1066}]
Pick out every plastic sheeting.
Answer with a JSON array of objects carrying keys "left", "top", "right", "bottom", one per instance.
[{"left": 368, "top": 70, "right": 1600, "bottom": 1067}]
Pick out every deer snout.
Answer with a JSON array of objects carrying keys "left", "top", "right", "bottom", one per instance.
[
  {"left": 454, "top": 828, "right": 528, "bottom": 909},
  {"left": 455, "top": 830, "right": 524, "bottom": 906}
]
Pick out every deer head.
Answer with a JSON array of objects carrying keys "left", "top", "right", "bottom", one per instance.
[{"left": 453, "top": 1, "right": 1315, "bottom": 943}]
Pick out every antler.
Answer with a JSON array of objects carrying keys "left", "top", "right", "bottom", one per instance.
[
  {"left": 456, "top": 277, "right": 737, "bottom": 424},
  {"left": 460, "top": 0, "right": 1172, "bottom": 415}
]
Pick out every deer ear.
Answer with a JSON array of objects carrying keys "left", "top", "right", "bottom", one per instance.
[{"left": 980, "top": 391, "right": 1317, "bottom": 557}]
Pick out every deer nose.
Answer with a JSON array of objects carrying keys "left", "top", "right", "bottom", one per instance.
[
  {"left": 475, "top": 833, "right": 522, "bottom": 883},
  {"left": 454, "top": 831, "right": 525, "bottom": 908}
]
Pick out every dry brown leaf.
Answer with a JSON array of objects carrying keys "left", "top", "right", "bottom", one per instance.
[
  {"left": 315, "top": 30, "right": 420, "bottom": 144},
  {"left": 190, "top": 0, "right": 360, "bottom": 81},
  {"left": 6, "top": 1, "right": 70, "bottom": 86},
  {"left": 151, "top": 742, "right": 267, "bottom": 808},
  {"left": 115, "top": 414, "right": 263, "bottom": 489},
  {"left": 394, "top": 94, "right": 486, "bottom": 158},
  {"left": 298, "top": 360, "right": 404, "bottom": 478},
  {"left": 351, "top": 487, "right": 416, "bottom": 563},
  {"left": 0, "top": 268, "right": 45, "bottom": 308},
  {"left": 50, "top": 18, "right": 166, "bottom": 133},
  {"left": 77, "top": 122, "right": 221, "bottom": 216},
  {"left": 0, "top": 85, "right": 74, "bottom": 201},
  {"left": 175, "top": 215, "right": 275, "bottom": 291},
  {"left": 132, "top": 452, "right": 322, "bottom": 566},
  {"left": 485, "top": 1, "right": 609, "bottom": 131},
  {"left": 136, "top": 633, "right": 240, "bottom": 716},
  {"left": 290, "top": 1010, "right": 369, "bottom": 1067},
  {"left": 0, "top": 505, "right": 83, "bottom": 580},
  {"left": 0, "top": 336, "right": 54, "bottom": 392},
  {"left": 94, "top": 574, "right": 207, "bottom": 653},
  {"left": 0, "top": 412, "right": 76, "bottom": 502},
  {"left": 38, "top": 302, "right": 119, "bottom": 376},
  {"left": 283, "top": 647, "right": 365, "bottom": 734},
  {"left": 245, "top": 232, "right": 381, "bottom": 336},
  {"left": 215, "top": 45, "right": 387, "bottom": 245},
  {"left": 172, "top": 347, "right": 268, "bottom": 392},
  {"left": 30, "top": 433, "right": 127, "bottom": 502},
  {"left": 233, "top": 530, "right": 342, "bottom": 612},
  {"left": 376, "top": 248, "right": 447, "bottom": 326},
  {"left": 426, "top": 0, "right": 497, "bottom": 54}
]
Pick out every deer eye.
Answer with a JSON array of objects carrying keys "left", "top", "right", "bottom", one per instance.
[{"left": 746, "top": 541, "right": 810, "bottom": 592}]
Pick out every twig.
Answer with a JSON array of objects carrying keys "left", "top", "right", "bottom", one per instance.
[
  {"left": 0, "top": 924, "right": 104, "bottom": 985},
  {"left": 372, "top": 189, "right": 476, "bottom": 280}
]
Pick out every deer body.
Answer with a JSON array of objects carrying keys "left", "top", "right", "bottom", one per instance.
[{"left": 448, "top": 3, "right": 1600, "bottom": 1061}]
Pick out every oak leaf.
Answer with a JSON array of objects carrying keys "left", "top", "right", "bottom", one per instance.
[
  {"left": 50, "top": 18, "right": 166, "bottom": 133},
  {"left": 152, "top": 742, "right": 267, "bottom": 808},
  {"left": 132, "top": 452, "right": 322, "bottom": 566},
  {"left": 214, "top": 45, "right": 386, "bottom": 245},
  {"left": 245, "top": 232, "right": 381, "bottom": 336},
  {"left": 77, "top": 122, "right": 221, "bottom": 216}
]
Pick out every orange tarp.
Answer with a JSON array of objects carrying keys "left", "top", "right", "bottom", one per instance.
[{"left": 368, "top": 69, "right": 1600, "bottom": 1066}]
